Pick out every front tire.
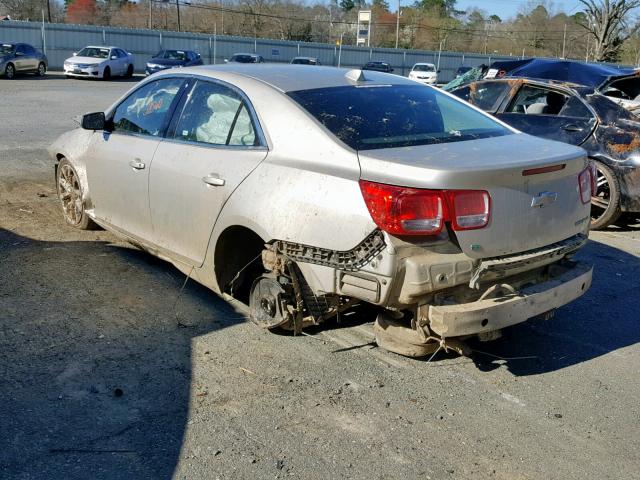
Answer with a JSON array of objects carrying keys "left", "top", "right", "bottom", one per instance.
[
  {"left": 590, "top": 161, "right": 622, "bottom": 230},
  {"left": 56, "top": 159, "right": 97, "bottom": 230},
  {"left": 4, "top": 63, "right": 15, "bottom": 79},
  {"left": 125, "top": 64, "right": 133, "bottom": 78},
  {"left": 102, "top": 66, "right": 111, "bottom": 80},
  {"left": 37, "top": 62, "right": 46, "bottom": 77}
]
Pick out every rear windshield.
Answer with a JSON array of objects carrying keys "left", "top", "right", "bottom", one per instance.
[
  {"left": 288, "top": 84, "right": 511, "bottom": 150},
  {"left": 231, "top": 54, "right": 256, "bottom": 63}
]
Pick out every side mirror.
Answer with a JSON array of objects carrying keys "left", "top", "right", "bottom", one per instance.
[
  {"left": 81, "top": 112, "right": 106, "bottom": 131},
  {"left": 224, "top": 58, "right": 229, "bottom": 63},
  {"left": 72, "top": 52, "right": 77, "bottom": 56},
  {"left": 438, "top": 69, "right": 441, "bottom": 73},
  {"left": 111, "top": 55, "right": 117, "bottom": 60},
  {"left": 15, "top": 51, "right": 23, "bottom": 56}
]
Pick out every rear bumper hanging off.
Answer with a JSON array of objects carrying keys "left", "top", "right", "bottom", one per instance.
[{"left": 428, "top": 261, "right": 593, "bottom": 337}]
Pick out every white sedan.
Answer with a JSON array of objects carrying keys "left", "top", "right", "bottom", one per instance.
[
  {"left": 64, "top": 46, "right": 134, "bottom": 80},
  {"left": 408, "top": 62, "right": 438, "bottom": 85}
]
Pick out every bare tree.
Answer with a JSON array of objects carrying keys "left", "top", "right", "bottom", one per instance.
[{"left": 579, "top": 0, "right": 640, "bottom": 61}]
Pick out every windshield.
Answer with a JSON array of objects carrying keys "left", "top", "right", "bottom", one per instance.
[
  {"left": 413, "top": 64, "right": 435, "bottom": 72},
  {"left": 0, "top": 44, "right": 15, "bottom": 55},
  {"left": 288, "top": 85, "right": 511, "bottom": 151},
  {"left": 156, "top": 50, "right": 187, "bottom": 60},
  {"left": 442, "top": 66, "right": 484, "bottom": 91},
  {"left": 77, "top": 47, "right": 110, "bottom": 59},
  {"left": 230, "top": 54, "right": 256, "bottom": 63}
]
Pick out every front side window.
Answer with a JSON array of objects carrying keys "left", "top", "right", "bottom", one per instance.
[
  {"left": 507, "top": 85, "right": 569, "bottom": 115},
  {"left": 111, "top": 78, "right": 184, "bottom": 136},
  {"left": 288, "top": 84, "right": 511, "bottom": 151},
  {"left": 172, "top": 80, "right": 257, "bottom": 147}
]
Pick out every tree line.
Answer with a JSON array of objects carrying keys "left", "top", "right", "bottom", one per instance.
[{"left": 2, "top": 0, "right": 640, "bottom": 64}]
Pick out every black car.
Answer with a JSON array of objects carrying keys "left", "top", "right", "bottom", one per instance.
[
  {"left": 145, "top": 49, "right": 203, "bottom": 75},
  {"left": 228, "top": 53, "right": 264, "bottom": 64},
  {"left": 450, "top": 77, "right": 640, "bottom": 229},
  {"left": 1, "top": 42, "right": 47, "bottom": 79},
  {"left": 362, "top": 61, "right": 394, "bottom": 73},
  {"left": 454, "top": 66, "right": 473, "bottom": 78}
]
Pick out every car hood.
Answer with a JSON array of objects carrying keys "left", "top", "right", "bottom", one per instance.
[
  {"left": 66, "top": 56, "right": 104, "bottom": 65},
  {"left": 149, "top": 58, "right": 186, "bottom": 67}
]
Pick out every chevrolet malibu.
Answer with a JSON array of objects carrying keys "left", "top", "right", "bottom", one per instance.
[
  {"left": 49, "top": 65, "right": 594, "bottom": 357},
  {"left": 64, "top": 45, "right": 134, "bottom": 79}
]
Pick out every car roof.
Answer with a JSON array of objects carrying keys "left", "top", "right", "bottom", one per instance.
[
  {"left": 293, "top": 56, "right": 317, "bottom": 60},
  {"left": 414, "top": 62, "right": 435, "bottom": 66},
  {"left": 165, "top": 64, "right": 416, "bottom": 92},
  {"left": 84, "top": 45, "right": 120, "bottom": 49},
  {"left": 470, "top": 77, "right": 595, "bottom": 95},
  {"left": 232, "top": 52, "right": 259, "bottom": 56}
]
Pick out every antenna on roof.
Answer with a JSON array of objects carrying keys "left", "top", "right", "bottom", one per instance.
[{"left": 345, "top": 69, "right": 367, "bottom": 83}]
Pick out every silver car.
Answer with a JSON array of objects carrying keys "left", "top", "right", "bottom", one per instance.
[
  {"left": 49, "top": 65, "right": 594, "bottom": 357},
  {"left": 64, "top": 46, "right": 134, "bottom": 79}
]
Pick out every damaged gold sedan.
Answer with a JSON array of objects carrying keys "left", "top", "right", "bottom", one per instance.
[{"left": 49, "top": 65, "right": 594, "bottom": 357}]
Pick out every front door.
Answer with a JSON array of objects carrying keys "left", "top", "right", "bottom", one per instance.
[
  {"left": 496, "top": 84, "right": 596, "bottom": 146},
  {"left": 86, "top": 77, "right": 186, "bottom": 240},
  {"left": 149, "top": 79, "right": 268, "bottom": 265}
]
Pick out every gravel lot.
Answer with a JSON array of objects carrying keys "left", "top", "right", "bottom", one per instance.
[{"left": 1, "top": 73, "right": 639, "bottom": 480}]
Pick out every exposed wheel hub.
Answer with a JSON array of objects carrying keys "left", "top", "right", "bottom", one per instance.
[{"left": 249, "top": 275, "right": 290, "bottom": 329}]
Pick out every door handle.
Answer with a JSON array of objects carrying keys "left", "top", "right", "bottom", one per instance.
[
  {"left": 129, "top": 159, "right": 145, "bottom": 170},
  {"left": 202, "top": 174, "right": 225, "bottom": 187},
  {"left": 562, "top": 124, "right": 583, "bottom": 132}
]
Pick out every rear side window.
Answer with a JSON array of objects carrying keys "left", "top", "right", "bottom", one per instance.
[
  {"left": 454, "top": 82, "right": 510, "bottom": 112},
  {"left": 288, "top": 85, "right": 511, "bottom": 150},
  {"left": 112, "top": 78, "right": 184, "bottom": 136},
  {"left": 172, "top": 80, "right": 257, "bottom": 146}
]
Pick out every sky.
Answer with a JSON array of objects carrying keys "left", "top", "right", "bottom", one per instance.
[{"left": 449, "top": 0, "right": 584, "bottom": 20}]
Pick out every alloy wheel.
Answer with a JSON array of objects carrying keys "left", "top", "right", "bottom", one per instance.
[{"left": 57, "top": 163, "right": 83, "bottom": 225}]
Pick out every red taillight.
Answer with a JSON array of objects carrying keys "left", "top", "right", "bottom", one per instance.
[
  {"left": 578, "top": 167, "right": 592, "bottom": 204},
  {"left": 589, "top": 161, "right": 597, "bottom": 195},
  {"left": 451, "top": 190, "right": 491, "bottom": 230},
  {"left": 359, "top": 180, "right": 490, "bottom": 236},
  {"left": 359, "top": 181, "right": 444, "bottom": 235}
]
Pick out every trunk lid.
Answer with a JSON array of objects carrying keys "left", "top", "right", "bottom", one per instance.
[{"left": 357, "top": 133, "right": 590, "bottom": 259}]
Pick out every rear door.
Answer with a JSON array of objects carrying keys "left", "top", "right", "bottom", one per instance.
[
  {"left": 86, "top": 77, "right": 186, "bottom": 240},
  {"left": 495, "top": 83, "right": 596, "bottom": 146},
  {"left": 148, "top": 79, "right": 268, "bottom": 265}
]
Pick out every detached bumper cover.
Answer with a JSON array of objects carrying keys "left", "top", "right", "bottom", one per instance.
[{"left": 428, "top": 262, "right": 593, "bottom": 337}]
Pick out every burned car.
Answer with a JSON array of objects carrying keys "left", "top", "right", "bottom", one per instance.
[
  {"left": 449, "top": 77, "right": 640, "bottom": 229},
  {"left": 49, "top": 65, "right": 593, "bottom": 357}
]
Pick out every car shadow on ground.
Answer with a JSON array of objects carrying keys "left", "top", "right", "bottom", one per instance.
[
  {"left": 467, "top": 238, "right": 640, "bottom": 375},
  {"left": 0, "top": 228, "right": 243, "bottom": 479}
]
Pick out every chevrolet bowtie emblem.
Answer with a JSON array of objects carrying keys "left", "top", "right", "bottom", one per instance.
[{"left": 531, "top": 191, "right": 558, "bottom": 208}]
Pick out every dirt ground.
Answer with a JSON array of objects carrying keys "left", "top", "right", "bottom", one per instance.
[{"left": 1, "top": 74, "right": 639, "bottom": 480}]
